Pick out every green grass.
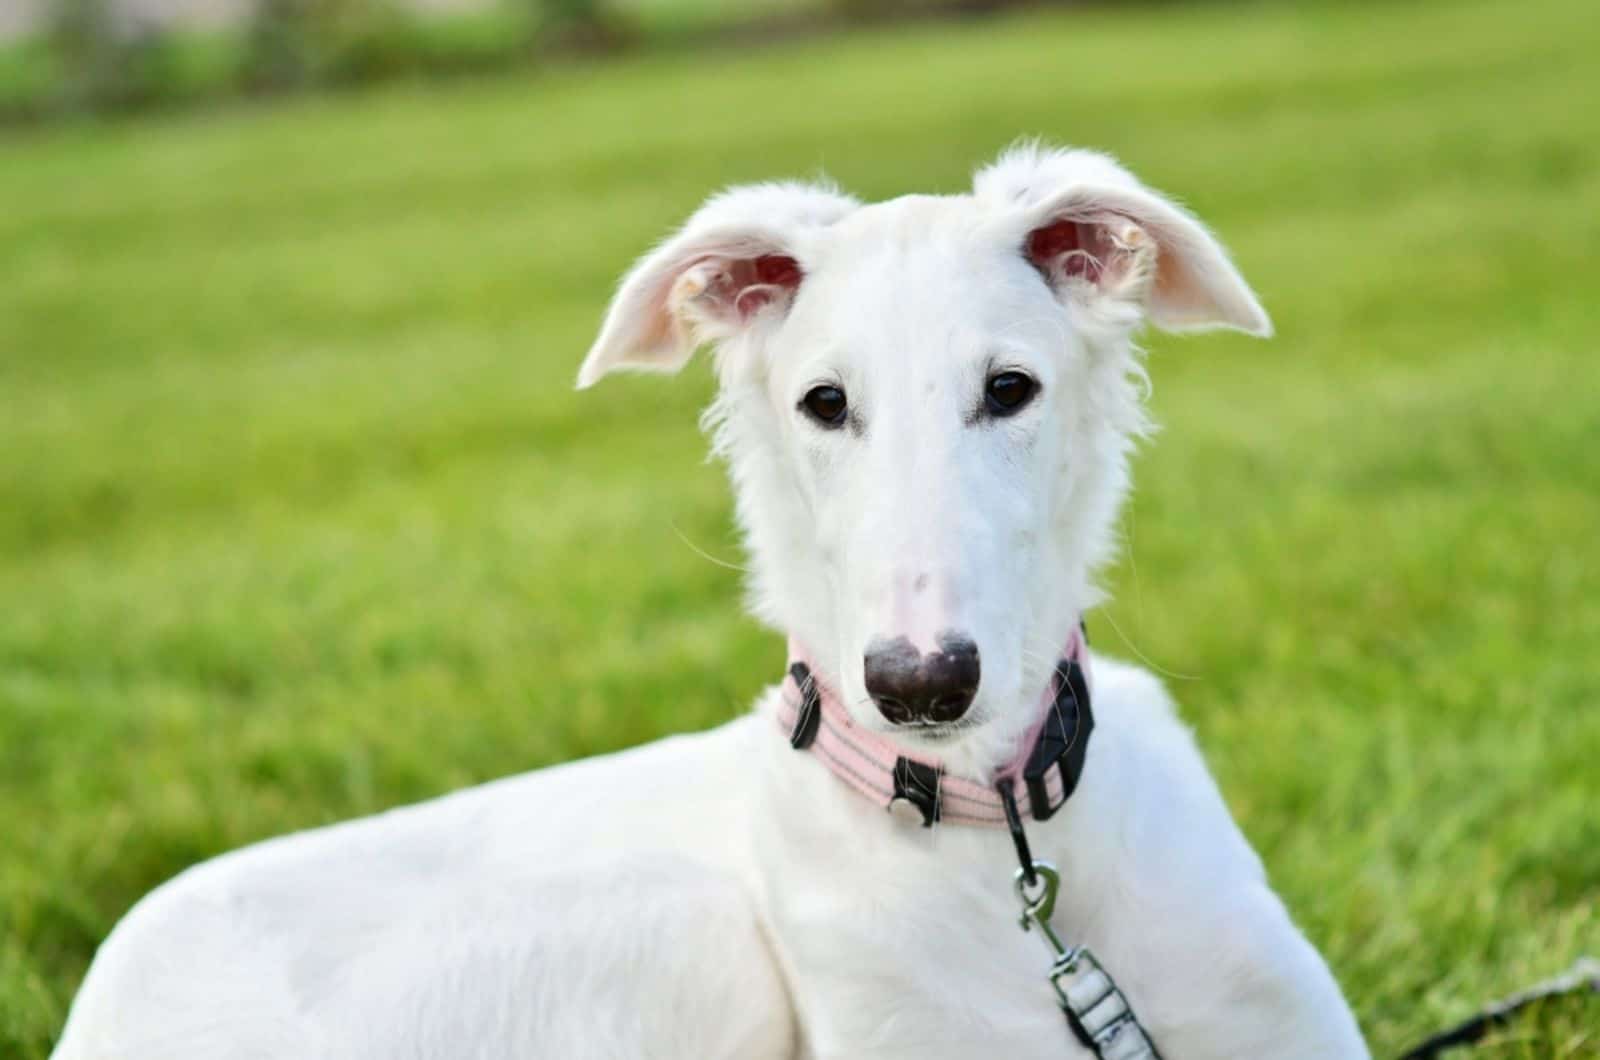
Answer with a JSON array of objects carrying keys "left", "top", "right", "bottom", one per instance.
[{"left": 2, "top": 0, "right": 1597, "bottom": 1054}]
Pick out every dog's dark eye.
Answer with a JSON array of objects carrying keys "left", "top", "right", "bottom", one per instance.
[
  {"left": 801, "top": 385, "right": 848, "bottom": 428},
  {"left": 984, "top": 371, "right": 1037, "bottom": 416}
]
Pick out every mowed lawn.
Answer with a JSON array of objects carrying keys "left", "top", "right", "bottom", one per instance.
[{"left": 2, "top": 0, "right": 1597, "bottom": 1054}]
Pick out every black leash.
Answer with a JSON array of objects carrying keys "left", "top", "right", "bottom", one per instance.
[
  {"left": 998, "top": 780, "right": 1036, "bottom": 888},
  {"left": 1396, "top": 957, "right": 1598, "bottom": 1058}
]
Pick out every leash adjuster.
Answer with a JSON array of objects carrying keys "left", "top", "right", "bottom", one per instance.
[
  {"left": 1013, "top": 860, "right": 1163, "bottom": 1060},
  {"left": 1049, "top": 945, "right": 1161, "bottom": 1059}
]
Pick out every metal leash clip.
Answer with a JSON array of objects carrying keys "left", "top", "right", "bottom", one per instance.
[{"left": 1015, "top": 862, "right": 1163, "bottom": 1060}]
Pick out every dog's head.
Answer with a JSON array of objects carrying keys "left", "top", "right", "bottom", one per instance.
[{"left": 579, "top": 144, "right": 1268, "bottom": 775}]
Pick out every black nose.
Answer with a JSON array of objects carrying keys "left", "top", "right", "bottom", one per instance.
[{"left": 864, "top": 634, "right": 980, "bottom": 725}]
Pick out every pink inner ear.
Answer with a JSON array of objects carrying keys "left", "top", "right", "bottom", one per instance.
[
  {"left": 1026, "top": 220, "right": 1102, "bottom": 284},
  {"left": 755, "top": 255, "right": 801, "bottom": 287},
  {"left": 733, "top": 254, "right": 804, "bottom": 318}
]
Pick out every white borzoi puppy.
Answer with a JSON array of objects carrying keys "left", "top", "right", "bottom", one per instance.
[{"left": 55, "top": 144, "right": 1368, "bottom": 1059}]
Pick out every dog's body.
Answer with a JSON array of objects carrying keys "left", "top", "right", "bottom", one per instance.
[
  {"left": 56, "top": 146, "right": 1369, "bottom": 1059},
  {"left": 56, "top": 665, "right": 1361, "bottom": 1059}
]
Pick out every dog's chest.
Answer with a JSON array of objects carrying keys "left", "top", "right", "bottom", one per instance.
[
  {"left": 752, "top": 739, "right": 1101, "bottom": 1059},
  {"left": 774, "top": 883, "right": 1090, "bottom": 1059},
  {"left": 743, "top": 675, "right": 1359, "bottom": 1060}
]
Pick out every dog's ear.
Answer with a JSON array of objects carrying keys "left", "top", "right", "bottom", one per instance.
[
  {"left": 577, "top": 182, "right": 860, "bottom": 388},
  {"left": 975, "top": 144, "right": 1271, "bottom": 337}
]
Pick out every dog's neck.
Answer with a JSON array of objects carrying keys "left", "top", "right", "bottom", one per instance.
[{"left": 775, "top": 624, "right": 1094, "bottom": 828}]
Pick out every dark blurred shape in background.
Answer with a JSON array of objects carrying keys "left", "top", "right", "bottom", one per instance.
[{"left": 2, "top": 0, "right": 1050, "bottom": 121}]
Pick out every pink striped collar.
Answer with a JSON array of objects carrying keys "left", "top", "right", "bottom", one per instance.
[{"left": 775, "top": 624, "right": 1094, "bottom": 828}]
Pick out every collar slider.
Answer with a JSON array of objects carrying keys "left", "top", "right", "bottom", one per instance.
[
  {"left": 787, "top": 662, "right": 822, "bottom": 750},
  {"left": 890, "top": 756, "right": 941, "bottom": 827}
]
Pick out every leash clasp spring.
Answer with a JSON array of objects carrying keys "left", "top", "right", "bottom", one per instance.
[{"left": 1014, "top": 861, "right": 1071, "bottom": 957}]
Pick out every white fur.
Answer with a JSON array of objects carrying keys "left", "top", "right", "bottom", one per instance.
[{"left": 55, "top": 146, "right": 1366, "bottom": 1059}]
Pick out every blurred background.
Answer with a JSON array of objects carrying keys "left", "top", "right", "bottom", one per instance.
[{"left": 1, "top": 0, "right": 1596, "bottom": 1055}]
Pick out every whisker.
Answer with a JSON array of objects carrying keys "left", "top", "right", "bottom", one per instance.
[
  {"left": 670, "top": 522, "right": 751, "bottom": 573},
  {"left": 1096, "top": 609, "right": 1200, "bottom": 682},
  {"left": 1122, "top": 501, "right": 1147, "bottom": 632}
]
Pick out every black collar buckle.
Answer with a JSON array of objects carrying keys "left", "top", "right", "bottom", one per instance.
[{"left": 1022, "top": 656, "right": 1094, "bottom": 821}]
